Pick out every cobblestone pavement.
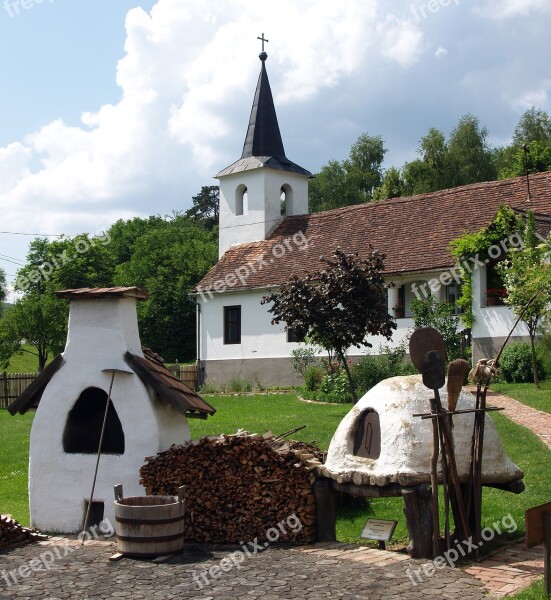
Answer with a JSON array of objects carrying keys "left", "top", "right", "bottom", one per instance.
[{"left": 0, "top": 538, "right": 488, "bottom": 599}]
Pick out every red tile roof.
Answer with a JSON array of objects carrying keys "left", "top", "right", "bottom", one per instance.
[{"left": 197, "top": 172, "right": 551, "bottom": 292}]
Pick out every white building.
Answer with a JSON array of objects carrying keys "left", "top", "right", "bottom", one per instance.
[{"left": 195, "top": 49, "right": 551, "bottom": 388}]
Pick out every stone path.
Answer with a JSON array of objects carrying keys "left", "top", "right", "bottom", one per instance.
[
  {"left": 464, "top": 540, "right": 545, "bottom": 598},
  {"left": 0, "top": 537, "right": 487, "bottom": 600},
  {"left": 484, "top": 390, "right": 551, "bottom": 449}
]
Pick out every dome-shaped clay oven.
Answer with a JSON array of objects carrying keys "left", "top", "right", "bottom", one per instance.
[{"left": 318, "top": 375, "right": 524, "bottom": 488}]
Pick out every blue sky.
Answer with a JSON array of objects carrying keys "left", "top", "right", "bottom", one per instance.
[{"left": 1, "top": 0, "right": 550, "bottom": 296}]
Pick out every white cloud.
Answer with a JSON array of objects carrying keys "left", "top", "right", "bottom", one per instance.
[
  {"left": 435, "top": 47, "right": 448, "bottom": 59},
  {"left": 512, "top": 84, "right": 550, "bottom": 111},
  {"left": 0, "top": 0, "right": 424, "bottom": 251},
  {"left": 377, "top": 15, "right": 423, "bottom": 68},
  {"left": 476, "top": 0, "right": 551, "bottom": 19}
]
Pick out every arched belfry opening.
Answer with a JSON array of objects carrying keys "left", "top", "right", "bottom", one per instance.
[
  {"left": 280, "top": 183, "right": 293, "bottom": 215},
  {"left": 235, "top": 185, "right": 248, "bottom": 216},
  {"left": 63, "top": 387, "right": 125, "bottom": 455}
]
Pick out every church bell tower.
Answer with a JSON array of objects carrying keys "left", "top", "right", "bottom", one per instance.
[{"left": 217, "top": 35, "right": 312, "bottom": 259}]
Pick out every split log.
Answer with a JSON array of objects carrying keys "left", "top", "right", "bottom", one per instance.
[
  {"left": 140, "top": 431, "right": 322, "bottom": 544},
  {"left": 0, "top": 515, "right": 46, "bottom": 548}
]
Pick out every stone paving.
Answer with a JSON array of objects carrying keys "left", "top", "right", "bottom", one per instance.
[{"left": 0, "top": 537, "right": 488, "bottom": 600}]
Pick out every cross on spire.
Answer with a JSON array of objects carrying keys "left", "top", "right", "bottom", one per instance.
[{"left": 257, "top": 33, "right": 269, "bottom": 53}]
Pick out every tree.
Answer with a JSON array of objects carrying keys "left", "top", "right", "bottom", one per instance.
[
  {"left": 1, "top": 232, "right": 114, "bottom": 370},
  {"left": 185, "top": 186, "right": 220, "bottom": 230},
  {"left": 402, "top": 128, "right": 453, "bottom": 195},
  {"left": 447, "top": 114, "right": 496, "bottom": 186},
  {"left": 309, "top": 133, "right": 386, "bottom": 212},
  {"left": 499, "top": 141, "right": 551, "bottom": 179},
  {"left": 114, "top": 215, "right": 217, "bottom": 360},
  {"left": 373, "top": 166, "right": 404, "bottom": 200},
  {"left": 261, "top": 248, "right": 396, "bottom": 402},
  {"left": 106, "top": 215, "right": 167, "bottom": 264},
  {"left": 497, "top": 211, "right": 551, "bottom": 387},
  {"left": 0, "top": 292, "right": 67, "bottom": 370},
  {"left": 512, "top": 107, "right": 551, "bottom": 147},
  {"left": 0, "top": 267, "right": 6, "bottom": 317},
  {"left": 410, "top": 293, "right": 461, "bottom": 360},
  {"left": 496, "top": 108, "right": 551, "bottom": 179}
]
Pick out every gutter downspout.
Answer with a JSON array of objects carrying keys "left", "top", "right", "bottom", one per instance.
[{"left": 188, "top": 295, "right": 204, "bottom": 389}]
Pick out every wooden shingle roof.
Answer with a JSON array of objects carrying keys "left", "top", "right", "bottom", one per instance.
[
  {"left": 8, "top": 349, "right": 215, "bottom": 419},
  {"left": 197, "top": 172, "right": 551, "bottom": 293}
]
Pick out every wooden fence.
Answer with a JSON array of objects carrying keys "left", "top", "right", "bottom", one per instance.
[
  {"left": 0, "top": 372, "right": 37, "bottom": 409},
  {"left": 1, "top": 363, "right": 199, "bottom": 409},
  {"left": 168, "top": 364, "right": 199, "bottom": 390}
]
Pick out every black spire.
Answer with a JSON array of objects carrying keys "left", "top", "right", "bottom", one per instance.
[
  {"left": 241, "top": 51, "right": 286, "bottom": 159},
  {"left": 216, "top": 38, "right": 311, "bottom": 178}
]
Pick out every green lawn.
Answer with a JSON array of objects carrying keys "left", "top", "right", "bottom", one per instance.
[
  {"left": 0, "top": 410, "right": 33, "bottom": 523},
  {"left": 2, "top": 344, "right": 47, "bottom": 374},
  {"left": 510, "top": 579, "right": 547, "bottom": 599},
  {"left": 1, "top": 392, "right": 550, "bottom": 552},
  {"left": 492, "top": 381, "right": 551, "bottom": 414}
]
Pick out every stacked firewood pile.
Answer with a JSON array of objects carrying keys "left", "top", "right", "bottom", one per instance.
[
  {"left": 0, "top": 515, "right": 46, "bottom": 548},
  {"left": 140, "top": 431, "right": 324, "bottom": 543}
]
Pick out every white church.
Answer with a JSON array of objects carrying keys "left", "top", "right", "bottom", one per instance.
[{"left": 195, "top": 46, "right": 551, "bottom": 387}]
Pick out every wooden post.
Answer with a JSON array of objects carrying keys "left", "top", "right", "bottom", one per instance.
[
  {"left": 429, "top": 397, "right": 440, "bottom": 557},
  {"left": 402, "top": 485, "right": 433, "bottom": 559},
  {"left": 314, "top": 477, "right": 336, "bottom": 542},
  {"left": 544, "top": 512, "right": 550, "bottom": 597}
]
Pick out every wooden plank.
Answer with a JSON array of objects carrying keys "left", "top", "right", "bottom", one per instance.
[
  {"left": 525, "top": 502, "right": 551, "bottom": 547},
  {"left": 109, "top": 552, "right": 125, "bottom": 562}
]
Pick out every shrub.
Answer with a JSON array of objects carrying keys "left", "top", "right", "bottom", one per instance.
[
  {"left": 291, "top": 347, "right": 317, "bottom": 377},
  {"left": 227, "top": 376, "right": 253, "bottom": 393},
  {"left": 319, "top": 370, "right": 352, "bottom": 403},
  {"left": 304, "top": 366, "right": 324, "bottom": 391},
  {"left": 498, "top": 343, "right": 545, "bottom": 383},
  {"left": 351, "top": 343, "right": 417, "bottom": 397},
  {"left": 536, "top": 330, "right": 551, "bottom": 377}
]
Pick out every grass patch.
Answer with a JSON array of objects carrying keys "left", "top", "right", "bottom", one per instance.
[
  {"left": 509, "top": 579, "right": 547, "bottom": 599},
  {"left": 189, "top": 393, "right": 349, "bottom": 450},
  {"left": 2, "top": 344, "right": 48, "bottom": 374},
  {"left": 1, "top": 393, "right": 549, "bottom": 549},
  {"left": 0, "top": 410, "right": 33, "bottom": 524},
  {"left": 492, "top": 381, "right": 551, "bottom": 414}
]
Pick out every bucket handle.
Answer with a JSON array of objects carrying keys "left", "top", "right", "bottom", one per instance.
[
  {"left": 178, "top": 485, "right": 185, "bottom": 504},
  {"left": 114, "top": 484, "right": 123, "bottom": 501}
]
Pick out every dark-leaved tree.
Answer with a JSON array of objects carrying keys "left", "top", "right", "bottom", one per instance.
[
  {"left": 261, "top": 248, "right": 396, "bottom": 402},
  {"left": 185, "top": 186, "right": 220, "bottom": 230}
]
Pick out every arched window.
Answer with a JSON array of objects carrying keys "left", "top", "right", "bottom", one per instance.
[
  {"left": 235, "top": 185, "right": 248, "bottom": 216},
  {"left": 280, "top": 184, "right": 293, "bottom": 216},
  {"left": 63, "top": 387, "right": 125, "bottom": 454}
]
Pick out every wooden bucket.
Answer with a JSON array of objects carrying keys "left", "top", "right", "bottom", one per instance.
[{"left": 113, "top": 485, "right": 185, "bottom": 557}]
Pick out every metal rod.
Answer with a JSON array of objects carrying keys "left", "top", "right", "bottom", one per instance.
[{"left": 81, "top": 371, "right": 116, "bottom": 543}]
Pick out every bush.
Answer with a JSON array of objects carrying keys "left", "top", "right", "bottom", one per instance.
[
  {"left": 291, "top": 347, "right": 317, "bottom": 377},
  {"left": 498, "top": 343, "right": 545, "bottom": 383},
  {"left": 304, "top": 366, "right": 324, "bottom": 391},
  {"left": 537, "top": 330, "right": 551, "bottom": 377},
  {"left": 227, "top": 376, "right": 253, "bottom": 393},
  {"left": 319, "top": 370, "right": 352, "bottom": 403},
  {"left": 351, "top": 344, "right": 416, "bottom": 397}
]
